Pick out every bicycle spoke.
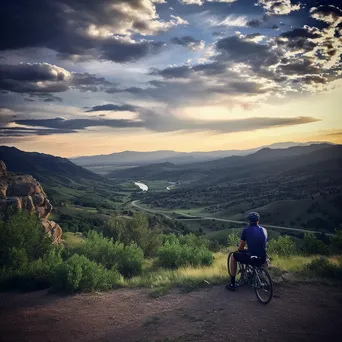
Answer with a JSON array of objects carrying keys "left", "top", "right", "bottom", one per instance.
[{"left": 254, "top": 268, "right": 273, "bottom": 305}]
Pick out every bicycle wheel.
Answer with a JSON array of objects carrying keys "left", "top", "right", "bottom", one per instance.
[
  {"left": 227, "top": 252, "right": 242, "bottom": 282},
  {"left": 254, "top": 267, "right": 273, "bottom": 305}
]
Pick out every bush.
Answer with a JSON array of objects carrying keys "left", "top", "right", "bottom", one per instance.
[
  {"left": 76, "top": 231, "right": 144, "bottom": 277},
  {"left": 330, "top": 227, "right": 342, "bottom": 254},
  {"left": 0, "top": 211, "right": 58, "bottom": 291},
  {"left": 103, "top": 214, "right": 162, "bottom": 257},
  {"left": 302, "top": 233, "right": 328, "bottom": 255},
  {"left": 267, "top": 235, "right": 296, "bottom": 257},
  {"left": 0, "top": 211, "right": 53, "bottom": 267},
  {"left": 52, "top": 254, "right": 121, "bottom": 293},
  {"left": 227, "top": 229, "right": 240, "bottom": 247},
  {"left": 0, "top": 248, "right": 63, "bottom": 291},
  {"left": 305, "top": 257, "right": 342, "bottom": 280},
  {"left": 157, "top": 240, "right": 214, "bottom": 269}
]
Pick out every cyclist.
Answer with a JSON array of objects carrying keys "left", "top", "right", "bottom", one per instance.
[{"left": 226, "top": 211, "right": 267, "bottom": 291}]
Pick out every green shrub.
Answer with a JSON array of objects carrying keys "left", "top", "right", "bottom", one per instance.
[
  {"left": 76, "top": 231, "right": 144, "bottom": 277},
  {"left": 267, "top": 235, "right": 296, "bottom": 257},
  {"left": 302, "top": 233, "right": 329, "bottom": 255},
  {"left": 0, "top": 211, "right": 58, "bottom": 291},
  {"left": 103, "top": 214, "right": 162, "bottom": 257},
  {"left": 330, "top": 227, "right": 342, "bottom": 254},
  {"left": 0, "top": 210, "right": 53, "bottom": 267},
  {"left": 52, "top": 254, "right": 121, "bottom": 293},
  {"left": 227, "top": 229, "right": 240, "bottom": 247},
  {"left": 305, "top": 257, "right": 342, "bottom": 280},
  {"left": 157, "top": 239, "right": 214, "bottom": 269},
  {"left": 0, "top": 249, "right": 63, "bottom": 291}
]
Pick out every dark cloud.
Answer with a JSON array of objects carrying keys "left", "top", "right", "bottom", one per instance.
[
  {"left": 0, "top": 126, "right": 76, "bottom": 137},
  {"left": 15, "top": 113, "right": 319, "bottom": 135},
  {"left": 170, "top": 36, "right": 204, "bottom": 50},
  {"left": 278, "top": 58, "right": 321, "bottom": 75},
  {"left": 85, "top": 104, "right": 136, "bottom": 112},
  {"left": 281, "top": 28, "right": 322, "bottom": 39},
  {"left": 216, "top": 35, "right": 280, "bottom": 67},
  {"left": 149, "top": 65, "right": 192, "bottom": 79},
  {"left": 14, "top": 117, "right": 144, "bottom": 131},
  {"left": 0, "top": 0, "right": 184, "bottom": 62},
  {"left": 247, "top": 19, "right": 263, "bottom": 27},
  {"left": 99, "top": 39, "right": 165, "bottom": 63},
  {"left": 0, "top": 63, "right": 112, "bottom": 95}
]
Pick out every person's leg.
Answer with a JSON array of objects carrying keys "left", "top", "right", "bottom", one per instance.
[
  {"left": 227, "top": 252, "right": 249, "bottom": 290},
  {"left": 230, "top": 253, "right": 237, "bottom": 285}
]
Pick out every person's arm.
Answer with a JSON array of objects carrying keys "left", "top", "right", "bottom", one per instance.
[
  {"left": 238, "top": 228, "right": 247, "bottom": 252},
  {"left": 238, "top": 240, "right": 246, "bottom": 252}
]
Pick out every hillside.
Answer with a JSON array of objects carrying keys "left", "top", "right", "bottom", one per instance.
[
  {"left": 0, "top": 146, "right": 103, "bottom": 186},
  {"left": 71, "top": 141, "right": 332, "bottom": 168},
  {"left": 108, "top": 143, "right": 337, "bottom": 182},
  {"left": 137, "top": 144, "right": 342, "bottom": 232}
]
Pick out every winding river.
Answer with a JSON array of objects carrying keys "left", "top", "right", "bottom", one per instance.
[{"left": 134, "top": 182, "right": 148, "bottom": 191}]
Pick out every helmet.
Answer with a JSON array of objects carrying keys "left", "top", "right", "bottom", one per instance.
[{"left": 247, "top": 211, "right": 260, "bottom": 223}]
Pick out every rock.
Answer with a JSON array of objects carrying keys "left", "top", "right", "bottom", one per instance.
[
  {"left": 0, "top": 160, "right": 62, "bottom": 244},
  {"left": 0, "top": 161, "right": 8, "bottom": 177},
  {"left": 41, "top": 220, "right": 63, "bottom": 244}
]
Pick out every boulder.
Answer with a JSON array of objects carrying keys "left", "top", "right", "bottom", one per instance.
[
  {"left": 41, "top": 220, "right": 63, "bottom": 245},
  {"left": 0, "top": 160, "right": 62, "bottom": 244},
  {"left": 0, "top": 161, "right": 8, "bottom": 177}
]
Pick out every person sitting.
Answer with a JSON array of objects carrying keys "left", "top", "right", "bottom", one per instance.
[{"left": 226, "top": 211, "right": 268, "bottom": 291}]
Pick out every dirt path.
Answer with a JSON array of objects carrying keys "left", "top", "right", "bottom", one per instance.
[{"left": 1, "top": 284, "right": 342, "bottom": 342}]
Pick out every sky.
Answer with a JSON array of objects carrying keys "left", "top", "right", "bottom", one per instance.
[{"left": 0, "top": 0, "right": 342, "bottom": 157}]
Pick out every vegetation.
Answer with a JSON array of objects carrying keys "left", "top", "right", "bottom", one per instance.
[
  {"left": 51, "top": 254, "right": 121, "bottom": 293},
  {"left": 1, "top": 206, "right": 341, "bottom": 296},
  {"left": 157, "top": 234, "right": 213, "bottom": 269}
]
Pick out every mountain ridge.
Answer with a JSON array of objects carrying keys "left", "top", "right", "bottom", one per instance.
[
  {"left": 0, "top": 146, "right": 103, "bottom": 186},
  {"left": 71, "top": 141, "right": 334, "bottom": 167}
]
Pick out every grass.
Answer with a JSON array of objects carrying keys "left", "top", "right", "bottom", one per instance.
[
  {"left": 126, "top": 252, "right": 229, "bottom": 291},
  {"left": 123, "top": 251, "right": 342, "bottom": 295},
  {"left": 62, "top": 232, "right": 84, "bottom": 248},
  {"left": 270, "top": 254, "right": 316, "bottom": 273}
]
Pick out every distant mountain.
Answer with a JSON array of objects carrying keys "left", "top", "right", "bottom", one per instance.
[
  {"left": 0, "top": 146, "right": 103, "bottom": 186},
  {"left": 107, "top": 143, "right": 340, "bottom": 183},
  {"left": 71, "top": 141, "right": 333, "bottom": 168}
]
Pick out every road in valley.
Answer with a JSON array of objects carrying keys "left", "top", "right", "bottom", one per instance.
[{"left": 131, "top": 200, "right": 336, "bottom": 237}]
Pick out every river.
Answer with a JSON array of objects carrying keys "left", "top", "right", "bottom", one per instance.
[{"left": 134, "top": 182, "right": 148, "bottom": 191}]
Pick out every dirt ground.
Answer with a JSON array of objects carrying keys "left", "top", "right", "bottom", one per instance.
[{"left": 1, "top": 283, "right": 342, "bottom": 342}]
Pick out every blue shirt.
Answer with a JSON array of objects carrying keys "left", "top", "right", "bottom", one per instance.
[{"left": 241, "top": 225, "right": 267, "bottom": 258}]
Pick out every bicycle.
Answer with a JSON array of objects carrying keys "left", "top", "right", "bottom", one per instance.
[{"left": 227, "top": 250, "right": 273, "bottom": 305}]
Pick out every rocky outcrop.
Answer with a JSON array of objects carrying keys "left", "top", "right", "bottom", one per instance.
[{"left": 0, "top": 161, "right": 62, "bottom": 244}]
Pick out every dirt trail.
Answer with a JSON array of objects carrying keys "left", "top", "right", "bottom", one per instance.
[{"left": 1, "top": 284, "right": 342, "bottom": 342}]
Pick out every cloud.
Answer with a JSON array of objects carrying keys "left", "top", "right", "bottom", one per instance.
[
  {"left": 180, "top": 0, "right": 237, "bottom": 5},
  {"left": 0, "top": 0, "right": 187, "bottom": 62},
  {"left": 310, "top": 5, "right": 342, "bottom": 26},
  {"left": 247, "top": 19, "right": 263, "bottom": 28},
  {"left": 257, "top": 0, "right": 301, "bottom": 15},
  {"left": 0, "top": 126, "right": 77, "bottom": 137},
  {"left": 5, "top": 112, "right": 319, "bottom": 136},
  {"left": 207, "top": 15, "right": 248, "bottom": 27},
  {"left": 149, "top": 65, "right": 193, "bottom": 79},
  {"left": 85, "top": 104, "right": 137, "bottom": 112},
  {"left": 171, "top": 36, "right": 205, "bottom": 51},
  {"left": 216, "top": 35, "right": 280, "bottom": 67},
  {"left": 0, "top": 63, "right": 112, "bottom": 95},
  {"left": 14, "top": 117, "right": 144, "bottom": 131}
]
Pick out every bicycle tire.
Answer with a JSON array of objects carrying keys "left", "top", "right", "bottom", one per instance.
[
  {"left": 227, "top": 252, "right": 234, "bottom": 277},
  {"left": 227, "top": 252, "right": 242, "bottom": 282},
  {"left": 254, "top": 267, "right": 273, "bottom": 305}
]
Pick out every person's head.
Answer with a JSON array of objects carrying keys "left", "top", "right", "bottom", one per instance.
[{"left": 247, "top": 211, "right": 260, "bottom": 225}]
